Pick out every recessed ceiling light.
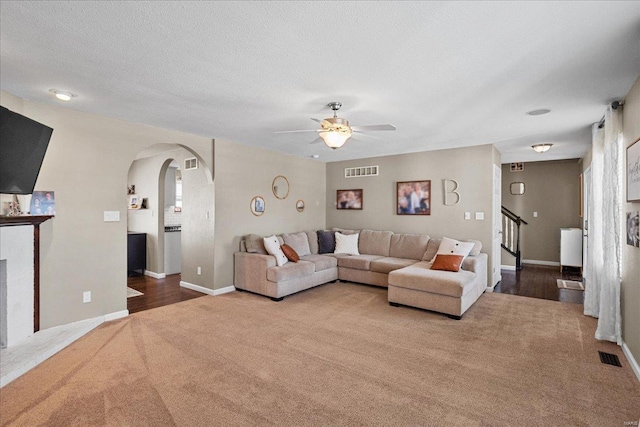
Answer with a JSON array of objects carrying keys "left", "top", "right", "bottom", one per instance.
[
  {"left": 311, "top": 154, "right": 320, "bottom": 159},
  {"left": 526, "top": 109, "right": 551, "bottom": 116},
  {"left": 49, "top": 89, "right": 76, "bottom": 101}
]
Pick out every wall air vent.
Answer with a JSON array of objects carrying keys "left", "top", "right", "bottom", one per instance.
[
  {"left": 345, "top": 165, "right": 379, "bottom": 178},
  {"left": 184, "top": 157, "right": 198, "bottom": 170}
]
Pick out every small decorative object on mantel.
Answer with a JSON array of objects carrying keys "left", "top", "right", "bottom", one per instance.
[
  {"left": 127, "top": 185, "right": 136, "bottom": 195},
  {"left": 626, "top": 211, "right": 639, "bottom": 247},
  {"left": 397, "top": 181, "right": 430, "bottom": 215},
  {"left": 272, "top": 175, "right": 290, "bottom": 200},
  {"left": 250, "top": 196, "right": 265, "bottom": 216},
  {"left": 336, "top": 189, "right": 362, "bottom": 210},
  {"left": 128, "top": 195, "right": 142, "bottom": 210},
  {"left": 296, "top": 200, "right": 305, "bottom": 212},
  {"left": 30, "top": 191, "right": 55, "bottom": 216},
  {"left": 627, "top": 137, "right": 640, "bottom": 202}
]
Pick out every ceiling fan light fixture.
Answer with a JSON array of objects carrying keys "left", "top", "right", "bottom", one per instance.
[
  {"left": 320, "top": 130, "right": 352, "bottom": 149},
  {"left": 532, "top": 143, "right": 553, "bottom": 153}
]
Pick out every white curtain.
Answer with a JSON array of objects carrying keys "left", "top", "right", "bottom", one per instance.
[{"left": 584, "top": 106, "right": 622, "bottom": 344}]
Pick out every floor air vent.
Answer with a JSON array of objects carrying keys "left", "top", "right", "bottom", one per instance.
[{"left": 598, "top": 351, "right": 622, "bottom": 367}]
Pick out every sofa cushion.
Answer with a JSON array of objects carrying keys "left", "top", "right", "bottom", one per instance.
[
  {"left": 431, "top": 254, "right": 464, "bottom": 272},
  {"left": 305, "top": 231, "right": 319, "bottom": 255},
  {"left": 318, "top": 230, "right": 336, "bottom": 254},
  {"left": 338, "top": 254, "right": 384, "bottom": 271},
  {"left": 266, "top": 260, "right": 315, "bottom": 282},
  {"left": 422, "top": 237, "right": 441, "bottom": 261},
  {"left": 299, "top": 254, "right": 338, "bottom": 272},
  {"left": 388, "top": 261, "right": 477, "bottom": 297},
  {"left": 390, "top": 233, "right": 430, "bottom": 260},
  {"left": 263, "top": 235, "right": 288, "bottom": 266},
  {"left": 283, "top": 232, "right": 311, "bottom": 257},
  {"left": 335, "top": 232, "right": 360, "bottom": 255},
  {"left": 281, "top": 244, "right": 299, "bottom": 263},
  {"left": 358, "top": 229, "right": 393, "bottom": 256},
  {"left": 244, "top": 234, "right": 268, "bottom": 255},
  {"left": 466, "top": 239, "right": 482, "bottom": 256},
  {"left": 431, "top": 237, "right": 475, "bottom": 262},
  {"left": 332, "top": 227, "right": 359, "bottom": 235},
  {"left": 370, "top": 257, "right": 418, "bottom": 274}
]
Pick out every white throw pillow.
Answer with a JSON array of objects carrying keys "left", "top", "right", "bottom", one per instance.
[
  {"left": 334, "top": 232, "right": 360, "bottom": 255},
  {"left": 263, "top": 235, "right": 288, "bottom": 266},
  {"left": 431, "top": 237, "right": 475, "bottom": 262}
]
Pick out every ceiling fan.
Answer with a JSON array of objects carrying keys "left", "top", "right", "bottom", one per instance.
[{"left": 275, "top": 102, "right": 396, "bottom": 149}]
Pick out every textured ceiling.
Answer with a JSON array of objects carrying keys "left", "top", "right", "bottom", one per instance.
[{"left": 1, "top": 1, "right": 639, "bottom": 164}]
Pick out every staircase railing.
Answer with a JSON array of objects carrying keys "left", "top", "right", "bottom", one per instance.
[{"left": 501, "top": 206, "right": 528, "bottom": 270}]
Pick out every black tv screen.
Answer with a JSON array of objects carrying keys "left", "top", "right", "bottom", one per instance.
[{"left": 0, "top": 106, "right": 53, "bottom": 194}]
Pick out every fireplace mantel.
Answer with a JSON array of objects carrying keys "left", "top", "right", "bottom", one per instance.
[{"left": 0, "top": 215, "right": 53, "bottom": 333}]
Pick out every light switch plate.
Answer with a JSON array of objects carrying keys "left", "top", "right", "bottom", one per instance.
[
  {"left": 533, "top": 211, "right": 538, "bottom": 218},
  {"left": 464, "top": 212, "right": 471, "bottom": 220},
  {"left": 475, "top": 212, "right": 485, "bottom": 220},
  {"left": 104, "top": 211, "right": 120, "bottom": 222},
  {"left": 83, "top": 291, "right": 91, "bottom": 303}
]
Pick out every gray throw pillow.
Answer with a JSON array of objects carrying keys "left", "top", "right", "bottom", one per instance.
[{"left": 318, "top": 230, "right": 336, "bottom": 254}]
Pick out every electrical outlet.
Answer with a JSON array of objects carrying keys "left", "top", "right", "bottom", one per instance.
[
  {"left": 533, "top": 211, "right": 538, "bottom": 218},
  {"left": 197, "top": 266, "right": 202, "bottom": 275},
  {"left": 83, "top": 291, "right": 91, "bottom": 303},
  {"left": 464, "top": 212, "right": 471, "bottom": 220},
  {"left": 475, "top": 212, "right": 485, "bottom": 220}
]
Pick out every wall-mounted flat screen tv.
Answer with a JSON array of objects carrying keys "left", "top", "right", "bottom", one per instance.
[{"left": 0, "top": 106, "right": 53, "bottom": 194}]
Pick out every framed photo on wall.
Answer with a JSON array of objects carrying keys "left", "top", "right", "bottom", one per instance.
[
  {"left": 336, "top": 189, "right": 363, "bottom": 210},
  {"left": 397, "top": 181, "right": 431, "bottom": 215},
  {"left": 627, "top": 137, "right": 640, "bottom": 202}
]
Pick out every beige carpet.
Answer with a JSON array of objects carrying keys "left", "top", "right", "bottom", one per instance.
[{"left": 1, "top": 283, "right": 638, "bottom": 426}]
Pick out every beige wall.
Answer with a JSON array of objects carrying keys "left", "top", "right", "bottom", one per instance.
[
  {"left": 127, "top": 146, "right": 213, "bottom": 283},
  {"left": 326, "top": 144, "right": 496, "bottom": 285},
  {"left": 213, "top": 139, "right": 326, "bottom": 288},
  {"left": 0, "top": 91, "right": 214, "bottom": 328},
  {"left": 622, "top": 75, "right": 640, "bottom": 364},
  {"left": 501, "top": 159, "right": 582, "bottom": 264}
]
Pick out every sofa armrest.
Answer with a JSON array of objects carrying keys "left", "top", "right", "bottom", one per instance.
[
  {"left": 461, "top": 253, "right": 488, "bottom": 289},
  {"left": 234, "top": 252, "right": 276, "bottom": 296}
]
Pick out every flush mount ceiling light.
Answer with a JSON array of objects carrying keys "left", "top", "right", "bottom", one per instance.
[
  {"left": 49, "top": 89, "right": 76, "bottom": 101},
  {"left": 532, "top": 143, "right": 553, "bottom": 153},
  {"left": 526, "top": 108, "right": 551, "bottom": 116}
]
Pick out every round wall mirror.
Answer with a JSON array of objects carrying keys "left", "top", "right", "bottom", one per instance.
[
  {"left": 250, "top": 196, "right": 265, "bottom": 216},
  {"left": 296, "top": 199, "right": 305, "bottom": 212},
  {"left": 272, "top": 175, "right": 290, "bottom": 200}
]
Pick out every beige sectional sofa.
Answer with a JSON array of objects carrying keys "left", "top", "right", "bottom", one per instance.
[{"left": 234, "top": 229, "right": 487, "bottom": 318}]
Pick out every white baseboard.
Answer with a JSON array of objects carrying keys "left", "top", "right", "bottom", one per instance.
[
  {"left": 522, "top": 259, "right": 560, "bottom": 267},
  {"left": 144, "top": 270, "right": 166, "bottom": 279},
  {"left": 104, "top": 310, "right": 129, "bottom": 322},
  {"left": 501, "top": 265, "right": 516, "bottom": 271},
  {"left": 180, "top": 281, "right": 235, "bottom": 296},
  {"left": 622, "top": 341, "right": 640, "bottom": 383}
]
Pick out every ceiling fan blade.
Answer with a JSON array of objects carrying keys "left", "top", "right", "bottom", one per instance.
[
  {"left": 274, "top": 129, "right": 322, "bottom": 134},
  {"left": 352, "top": 131, "right": 380, "bottom": 140},
  {"left": 310, "top": 118, "right": 323, "bottom": 123},
  {"left": 309, "top": 136, "right": 323, "bottom": 144},
  {"left": 350, "top": 124, "right": 396, "bottom": 131}
]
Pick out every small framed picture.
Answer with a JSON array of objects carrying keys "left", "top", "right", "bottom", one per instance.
[
  {"left": 336, "top": 189, "right": 363, "bottom": 210},
  {"left": 250, "top": 196, "right": 265, "bottom": 216},
  {"left": 128, "top": 195, "right": 142, "bottom": 210},
  {"left": 30, "top": 191, "right": 55, "bottom": 216},
  {"left": 510, "top": 162, "right": 524, "bottom": 172},
  {"left": 627, "top": 138, "right": 640, "bottom": 202},
  {"left": 627, "top": 211, "right": 639, "bottom": 247},
  {"left": 397, "top": 181, "right": 430, "bottom": 215}
]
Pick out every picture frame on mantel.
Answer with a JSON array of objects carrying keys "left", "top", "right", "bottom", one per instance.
[{"left": 627, "top": 137, "right": 640, "bottom": 202}]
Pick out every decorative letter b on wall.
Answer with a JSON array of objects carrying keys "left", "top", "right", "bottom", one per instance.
[{"left": 444, "top": 179, "right": 461, "bottom": 205}]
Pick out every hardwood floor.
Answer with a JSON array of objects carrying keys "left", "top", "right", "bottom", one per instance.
[
  {"left": 127, "top": 273, "right": 206, "bottom": 314},
  {"left": 494, "top": 264, "right": 584, "bottom": 304}
]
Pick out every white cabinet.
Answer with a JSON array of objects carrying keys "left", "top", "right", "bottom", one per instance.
[{"left": 560, "top": 228, "right": 582, "bottom": 268}]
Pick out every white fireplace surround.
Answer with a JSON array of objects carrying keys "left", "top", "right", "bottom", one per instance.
[{"left": 0, "top": 225, "right": 35, "bottom": 348}]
